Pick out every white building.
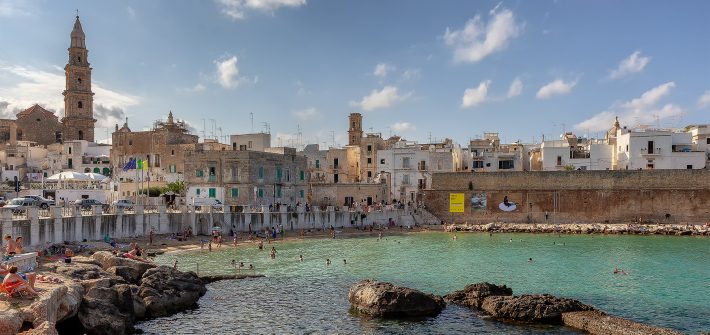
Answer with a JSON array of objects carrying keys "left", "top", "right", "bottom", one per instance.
[
  {"left": 468, "top": 133, "right": 530, "bottom": 172},
  {"left": 614, "top": 127, "right": 705, "bottom": 170},
  {"left": 378, "top": 139, "right": 462, "bottom": 203},
  {"left": 538, "top": 133, "right": 613, "bottom": 171},
  {"left": 686, "top": 124, "right": 710, "bottom": 169},
  {"left": 230, "top": 133, "right": 271, "bottom": 152}
]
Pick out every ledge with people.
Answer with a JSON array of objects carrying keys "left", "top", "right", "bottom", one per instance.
[{"left": 2, "top": 234, "right": 39, "bottom": 299}]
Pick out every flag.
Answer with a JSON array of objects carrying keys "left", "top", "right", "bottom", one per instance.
[
  {"left": 137, "top": 159, "right": 143, "bottom": 170},
  {"left": 122, "top": 158, "right": 136, "bottom": 171}
]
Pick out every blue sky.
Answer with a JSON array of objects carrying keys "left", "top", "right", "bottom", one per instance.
[{"left": 0, "top": 0, "right": 708, "bottom": 146}]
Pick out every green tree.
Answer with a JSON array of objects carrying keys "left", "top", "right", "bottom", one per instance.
[{"left": 163, "top": 180, "right": 186, "bottom": 196}]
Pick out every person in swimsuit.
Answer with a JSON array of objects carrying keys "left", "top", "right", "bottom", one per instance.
[
  {"left": 3, "top": 266, "right": 37, "bottom": 297},
  {"left": 13, "top": 237, "right": 24, "bottom": 254},
  {"left": 3, "top": 235, "right": 17, "bottom": 256}
]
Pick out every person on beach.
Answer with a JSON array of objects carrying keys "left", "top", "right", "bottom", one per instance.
[
  {"left": 3, "top": 266, "right": 37, "bottom": 298},
  {"left": 64, "top": 248, "right": 74, "bottom": 264},
  {"left": 270, "top": 247, "right": 277, "bottom": 259},
  {"left": 208, "top": 241, "right": 212, "bottom": 252},
  {"left": 14, "top": 236, "right": 24, "bottom": 254},
  {"left": 233, "top": 235, "right": 238, "bottom": 247},
  {"left": 4, "top": 235, "right": 18, "bottom": 255}
]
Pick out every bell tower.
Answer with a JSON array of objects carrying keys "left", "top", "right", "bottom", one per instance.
[
  {"left": 62, "top": 14, "right": 96, "bottom": 142},
  {"left": 348, "top": 113, "right": 363, "bottom": 146}
]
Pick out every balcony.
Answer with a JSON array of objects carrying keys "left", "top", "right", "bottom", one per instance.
[{"left": 641, "top": 148, "right": 661, "bottom": 156}]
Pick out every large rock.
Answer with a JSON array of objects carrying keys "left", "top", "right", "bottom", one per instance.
[
  {"left": 444, "top": 282, "right": 512, "bottom": 309},
  {"left": 0, "top": 309, "right": 23, "bottom": 335},
  {"left": 562, "top": 311, "right": 683, "bottom": 335},
  {"left": 481, "top": 294, "right": 594, "bottom": 324},
  {"left": 17, "top": 321, "right": 58, "bottom": 335},
  {"left": 23, "top": 280, "right": 84, "bottom": 326},
  {"left": 348, "top": 279, "right": 445, "bottom": 318},
  {"left": 77, "top": 284, "right": 138, "bottom": 335},
  {"left": 106, "top": 266, "right": 143, "bottom": 284},
  {"left": 91, "top": 251, "right": 156, "bottom": 283},
  {"left": 139, "top": 266, "right": 207, "bottom": 318}
]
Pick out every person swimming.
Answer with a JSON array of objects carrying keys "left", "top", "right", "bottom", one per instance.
[
  {"left": 343, "top": 259, "right": 347, "bottom": 265},
  {"left": 299, "top": 255, "right": 304, "bottom": 262},
  {"left": 528, "top": 258, "right": 534, "bottom": 263},
  {"left": 326, "top": 259, "right": 331, "bottom": 266}
]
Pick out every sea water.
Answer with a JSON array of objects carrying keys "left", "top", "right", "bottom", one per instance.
[{"left": 137, "top": 232, "right": 709, "bottom": 334}]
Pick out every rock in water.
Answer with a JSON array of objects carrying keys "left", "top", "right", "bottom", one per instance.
[
  {"left": 481, "top": 294, "right": 595, "bottom": 324},
  {"left": 139, "top": 266, "right": 207, "bottom": 318},
  {"left": 444, "top": 282, "right": 513, "bottom": 309},
  {"left": 562, "top": 310, "right": 683, "bottom": 335},
  {"left": 91, "top": 251, "right": 156, "bottom": 284},
  {"left": 348, "top": 279, "right": 445, "bottom": 318}
]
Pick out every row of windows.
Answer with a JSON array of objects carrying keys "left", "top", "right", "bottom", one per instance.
[
  {"left": 196, "top": 167, "right": 306, "bottom": 181},
  {"left": 197, "top": 187, "right": 305, "bottom": 199}
]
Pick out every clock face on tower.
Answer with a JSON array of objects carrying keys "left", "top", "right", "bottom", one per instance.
[{"left": 62, "top": 15, "right": 96, "bottom": 142}]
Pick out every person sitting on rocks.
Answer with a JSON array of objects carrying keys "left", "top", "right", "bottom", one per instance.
[
  {"left": 2, "top": 265, "right": 37, "bottom": 298},
  {"left": 64, "top": 248, "right": 74, "bottom": 264},
  {"left": 3, "top": 235, "right": 18, "bottom": 256}
]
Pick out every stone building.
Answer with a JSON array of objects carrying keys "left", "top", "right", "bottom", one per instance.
[
  {"left": 0, "top": 16, "right": 96, "bottom": 146},
  {"left": 110, "top": 112, "right": 198, "bottom": 183},
  {"left": 184, "top": 146, "right": 308, "bottom": 207}
]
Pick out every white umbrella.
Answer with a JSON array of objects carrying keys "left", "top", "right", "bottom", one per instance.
[
  {"left": 85, "top": 172, "right": 108, "bottom": 181},
  {"left": 46, "top": 171, "right": 90, "bottom": 181}
]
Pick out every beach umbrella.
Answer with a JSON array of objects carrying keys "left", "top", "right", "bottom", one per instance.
[
  {"left": 85, "top": 172, "right": 108, "bottom": 181},
  {"left": 46, "top": 171, "right": 90, "bottom": 181}
]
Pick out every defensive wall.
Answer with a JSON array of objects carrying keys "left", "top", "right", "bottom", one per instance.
[{"left": 424, "top": 169, "right": 710, "bottom": 224}]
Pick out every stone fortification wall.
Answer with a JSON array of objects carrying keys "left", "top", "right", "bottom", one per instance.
[{"left": 425, "top": 170, "right": 710, "bottom": 224}]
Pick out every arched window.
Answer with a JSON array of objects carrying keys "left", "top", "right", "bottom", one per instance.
[
  {"left": 84, "top": 168, "right": 91, "bottom": 173},
  {"left": 93, "top": 168, "right": 100, "bottom": 173},
  {"left": 78, "top": 101, "right": 83, "bottom": 109}
]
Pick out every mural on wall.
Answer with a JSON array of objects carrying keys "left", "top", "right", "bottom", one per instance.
[
  {"left": 470, "top": 192, "right": 487, "bottom": 211},
  {"left": 498, "top": 195, "right": 517, "bottom": 212}
]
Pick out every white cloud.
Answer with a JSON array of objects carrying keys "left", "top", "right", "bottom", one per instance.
[
  {"left": 216, "top": 0, "right": 306, "bottom": 20},
  {"left": 536, "top": 79, "right": 577, "bottom": 99},
  {"left": 575, "top": 81, "right": 681, "bottom": 132},
  {"left": 0, "top": 64, "right": 139, "bottom": 127},
  {"left": 373, "top": 63, "right": 393, "bottom": 78},
  {"left": 0, "top": 0, "right": 31, "bottom": 17},
  {"left": 214, "top": 56, "right": 256, "bottom": 89},
  {"left": 461, "top": 80, "right": 491, "bottom": 108},
  {"left": 443, "top": 7, "right": 522, "bottom": 63},
  {"left": 507, "top": 77, "right": 523, "bottom": 98},
  {"left": 697, "top": 90, "right": 710, "bottom": 108},
  {"left": 609, "top": 51, "right": 651, "bottom": 79},
  {"left": 180, "top": 83, "right": 206, "bottom": 93},
  {"left": 127, "top": 6, "right": 136, "bottom": 18},
  {"left": 401, "top": 68, "right": 421, "bottom": 81},
  {"left": 293, "top": 107, "right": 318, "bottom": 120},
  {"left": 350, "top": 86, "right": 412, "bottom": 111},
  {"left": 391, "top": 122, "right": 416, "bottom": 133}
]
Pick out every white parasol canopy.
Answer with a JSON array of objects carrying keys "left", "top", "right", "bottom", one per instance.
[
  {"left": 46, "top": 171, "right": 90, "bottom": 181},
  {"left": 85, "top": 172, "right": 108, "bottom": 181}
]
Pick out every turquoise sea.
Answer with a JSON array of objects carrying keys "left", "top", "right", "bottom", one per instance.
[{"left": 137, "top": 232, "right": 709, "bottom": 334}]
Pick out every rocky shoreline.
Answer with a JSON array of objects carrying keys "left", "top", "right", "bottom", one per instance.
[
  {"left": 349, "top": 280, "right": 684, "bottom": 335},
  {"left": 0, "top": 251, "right": 207, "bottom": 335},
  {"left": 446, "top": 222, "right": 709, "bottom": 236}
]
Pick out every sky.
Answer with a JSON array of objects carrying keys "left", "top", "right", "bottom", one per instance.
[{"left": 0, "top": 0, "right": 708, "bottom": 147}]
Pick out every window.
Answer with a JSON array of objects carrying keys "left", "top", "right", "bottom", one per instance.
[
  {"left": 334, "top": 174, "right": 339, "bottom": 183},
  {"left": 248, "top": 141, "right": 252, "bottom": 149},
  {"left": 258, "top": 188, "right": 264, "bottom": 198},
  {"left": 77, "top": 56, "right": 81, "bottom": 62},
  {"left": 93, "top": 167, "right": 100, "bottom": 173},
  {"left": 557, "top": 156, "right": 562, "bottom": 166},
  {"left": 232, "top": 143, "right": 237, "bottom": 151},
  {"left": 231, "top": 167, "right": 238, "bottom": 181},
  {"left": 78, "top": 101, "right": 83, "bottom": 108},
  {"left": 240, "top": 145, "right": 247, "bottom": 150},
  {"left": 437, "top": 159, "right": 443, "bottom": 170},
  {"left": 333, "top": 158, "right": 339, "bottom": 169},
  {"left": 367, "top": 158, "right": 372, "bottom": 164},
  {"left": 276, "top": 166, "right": 283, "bottom": 181},
  {"left": 402, "top": 174, "right": 410, "bottom": 185},
  {"left": 78, "top": 130, "right": 83, "bottom": 140},
  {"left": 208, "top": 188, "right": 216, "bottom": 198},
  {"left": 380, "top": 159, "right": 385, "bottom": 164},
  {"left": 707, "top": 138, "right": 710, "bottom": 145},
  {"left": 367, "top": 145, "right": 372, "bottom": 152},
  {"left": 231, "top": 188, "right": 239, "bottom": 197},
  {"left": 196, "top": 169, "right": 204, "bottom": 177},
  {"left": 402, "top": 157, "right": 411, "bottom": 169},
  {"left": 473, "top": 161, "right": 484, "bottom": 169},
  {"left": 499, "top": 160, "right": 514, "bottom": 169},
  {"left": 55, "top": 131, "right": 62, "bottom": 143},
  {"left": 68, "top": 147, "right": 72, "bottom": 154},
  {"left": 196, "top": 189, "right": 201, "bottom": 196},
  {"left": 169, "top": 164, "right": 176, "bottom": 173},
  {"left": 286, "top": 169, "right": 291, "bottom": 182},
  {"left": 276, "top": 186, "right": 282, "bottom": 198},
  {"left": 129, "top": 140, "right": 133, "bottom": 146},
  {"left": 171, "top": 149, "right": 175, "bottom": 156},
  {"left": 687, "top": 165, "right": 693, "bottom": 169},
  {"left": 299, "top": 189, "right": 304, "bottom": 198},
  {"left": 68, "top": 158, "right": 73, "bottom": 168},
  {"left": 258, "top": 166, "right": 264, "bottom": 178},
  {"left": 367, "top": 171, "right": 372, "bottom": 178},
  {"left": 78, "top": 78, "right": 82, "bottom": 84},
  {"left": 315, "top": 160, "right": 320, "bottom": 168},
  {"left": 299, "top": 170, "right": 305, "bottom": 180},
  {"left": 647, "top": 141, "right": 654, "bottom": 154}
]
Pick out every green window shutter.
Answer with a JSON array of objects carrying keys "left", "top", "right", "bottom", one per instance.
[
  {"left": 208, "top": 188, "right": 216, "bottom": 198},
  {"left": 276, "top": 186, "right": 282, "bottom": 198},
  {"left": 299, "top": 189, "right": 304, "bottom": 198},
  {"left": 231, "top": 188, "right": 238, "bottom": 197},
  {"left": 276, "top": 167, "right": 282, "bottom": 181},
  {"left": 93, "top": 167, "right": 100, "bottom": 173},
  {"left": 258, "top": 167, "right": 264, "bottom": 178},
  {"left": 315, "top": 160, "right": 320, "bottom": 168},
  {"left": 196, "top": 189, "right": 201, "bottom": 196},
  {"left": 196, "top": 169, "right": 203, "bottom": 177},
  {"left": 299, "top": 170, "right": 304, "bottom": 180},
  {"left": 258, "top": 188, "right": 264, "bottom": 198}
]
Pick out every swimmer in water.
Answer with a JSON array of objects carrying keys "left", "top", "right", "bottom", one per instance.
[
  {"left": 343, "top": 259, "right": 347, "bottom": 265},
  {"left": 326, "top": 259, "right": 331, "bottom": 266},
  {"left": 528, "top": 258, "right": 534, "bottom": 263},
  {"left": 509, "top": 239, "right": 513, "bottom": 243},
  {"left": 453, "top": 234, "right": 457, "bottom": 240},
  {"left": 249, "top": 264, "right": 254, "bottom": 270},
  {"left": 299, "top": 255, "right": 304, "bottom": 262}
]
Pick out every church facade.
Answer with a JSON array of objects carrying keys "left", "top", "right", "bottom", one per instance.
[{"left": 0, "top": 15, "right": 96, "bottom": 146}]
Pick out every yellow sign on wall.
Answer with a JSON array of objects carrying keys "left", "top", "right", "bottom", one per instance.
[{"left": 449, "top": 193, "right": 465, "bottom": 213}]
